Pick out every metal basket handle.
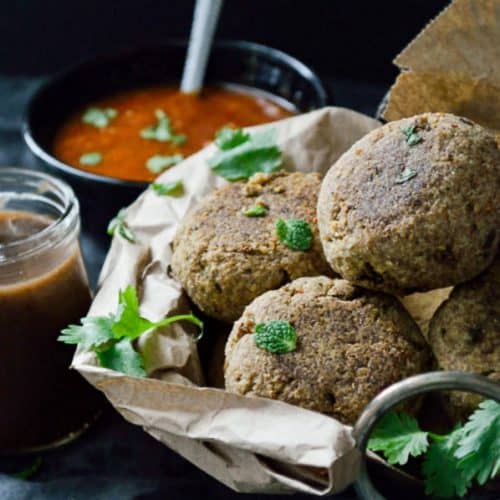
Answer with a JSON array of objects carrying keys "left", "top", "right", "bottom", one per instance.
[{"left": 352, "top": 371, "right": 500, "bottom": 500}]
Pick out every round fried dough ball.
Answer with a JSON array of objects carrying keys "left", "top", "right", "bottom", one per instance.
[
  {"left": 224, "top": 276, "right": 431, "bottom": 424},
  {"left": 171, "top": 172, "right": 331, "bottom": 322},
  {"left": 428, "top": 258, "right": 500, "bottom": 420},
  {"left": 318, "top": 113, "right": 500, "bottom": 294}
]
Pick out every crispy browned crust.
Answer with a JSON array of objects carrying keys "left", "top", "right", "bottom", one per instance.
[
  {"left": 428, "top": 258, "right": 500, "bottom": 420},
  {"left": 318, "top": 112, "right": 500, "bottom": 294},
  {"left": 171, "top": 172, "right": 332, "bottom": 322},
  {"left": 224, "top": 276, "right": 431, "bottom": 424}
]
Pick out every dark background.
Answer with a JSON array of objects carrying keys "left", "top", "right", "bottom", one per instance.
[{"left": 2, "top": 0, "right": 449, "bottom": 83}]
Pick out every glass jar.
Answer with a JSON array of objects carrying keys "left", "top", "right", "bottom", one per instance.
[{"left": 0, "top": 168, "right": 102, "bottom": 453}]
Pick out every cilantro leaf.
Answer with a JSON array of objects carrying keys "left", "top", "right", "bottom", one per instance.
[
  {"left": 275, "top": 218, "right": 313, "bottom": 251},
  {"left": 97, "top": 338, "right": 146, "bottom": 377},
  {"left": 112, "top": 286, "right": 155, "bottom": 341},
  {"left": 207, "top": 127, "right": 282, "bottom": 181},
  {"left": 455, "top": 399, "right": 500, "bottom": 485},
  {"left": 59, "top": 315, "right": 115, "bottom": 350},
  {"left": 422, "top": 428, "right": 471, "bottom": 498},
  {"left": 243, "top": 203, "right": 268, "bottom": 217},
  {"left": 151, "top": 180, "right": 184, "bottom": 197},
  {"left": 215, "top": 127, "right": 250, "bottom": 150},
  {"left": 140, "top": 109, "right": 186, "bottom": 145},
  {"left": 107, "top": 209, "right": 136, "bottom": 243},
  {"left": 79, "top": 152, "right": 102, "bottom": 166},
  {"left": 402, "top": 124, "right": 422, "bottom": 146},
  {"left": 368, "top": 412, "right": 429, "bottom": 465},
  {"left": 146, "top": 154, "right": 184, "bottom": 174},
  {"left": 82, "top": 107, "right": 117, "bottom": 128},
  {"left": 254, "top": 320, "right": 297, "bottom": 354}
]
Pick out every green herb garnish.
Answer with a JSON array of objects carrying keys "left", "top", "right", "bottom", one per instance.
[
  {"left": 79, "top": 151, "right": 102, "bottom": 166},
  {"left": 146, "top": 154, "right": 184, "bottom": 174},
  {"left": 402, "top": 124, "right": 422, "bottom": 146},
  {"left": 82, "top": 107, "right": 117, "bottom": 128},
  {"left": 254, "top": 320, "right": 297, "bottom": 354},
  {"left": 151, "top": 180, "right": 184, "bottom": 197},
  {"left": 215, "top": 127, "right": 250, "bottom": 150},
  {"left": 140, "top": 109, "right": 186, "bottom": 145},
  {"left": 368, "top": 399, "right": 500, "bottom": 498},
  {"left": 243, "top": 203, "right": 268, "bottom": 217},
  {"left": 59, "top": 286, "right": 203, "bottom": 377},
  {"left": 275, "top": 218, "right": 313, "bottom": 251},
  {"left": 13, "top": 457, "right": 43, "bottom": 480},
  {"left": 395, "top": 167, "right": 417, "bottom": 184},
  {"left": 107, "top": 209, "right": 136, "bottom": 243},
  {"left": 207, "top": 127, "right": 282, "bottom": 181}
]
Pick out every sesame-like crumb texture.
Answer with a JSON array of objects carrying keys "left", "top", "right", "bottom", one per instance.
[
  {"left": 318, "top": 113, "right": 500, "bottom": 294},
  {"left": 224, "top": 276, "right": 431, "bottom": 424},
  {"left": 171, "top": 172, "right": 331, "bottom": 322},
  {"left": 428, "top": 258, "right": 500, "bottom": 420}
]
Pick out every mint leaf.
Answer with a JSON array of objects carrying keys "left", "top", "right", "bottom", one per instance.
[
  {"left": 455, "top": 399, "right": 500, "bottom": 485},
  {"left": 243, "top": 203, "right": 268, "bottom": 217},
  {"left": 107, "top": 209, "right": 136, "bottom": 243},
  {"left": 151, "top": 180, "right": 184, "bottom": 197},
  {"left": 368, "top": 412, "right": 429, "bottom": 465},
  {"left": 79, "top": 152, "right": 102, "bottom": 166},
  {"left": 275, "top": 218, "right": 313, "bottom": 251},
  {"left": 140, "top": 109, "right": 186, "bottom": 145},
  {"left": 215, "top": 127, "right": 250, "bottom": 150},
  {"left": 146, "top": 154, "right": 184, "bottom": 174},
  {"left": 254, "top": 320, "right": 297, "bottom": 354},
  {"left": 97, "top": 338, "right": 146, "bottom": 377},
  {"left": 82, "top": 107, "right": 117, "bottom": 128},
  {"left": 59, "top": 315, "right": 115, "bottom": 350},
  {"left": 207, "top": 128, "right": 282, "bottom": 181},
  {"left": 423, "top": 428, "right": 471, "bottom": 498}
]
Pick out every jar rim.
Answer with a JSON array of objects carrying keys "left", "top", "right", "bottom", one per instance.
[{"left": 0, "top": 167, "right": 79, "bottom": 263}]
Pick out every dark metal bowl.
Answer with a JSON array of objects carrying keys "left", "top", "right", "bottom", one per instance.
[{"left": 23, "top": 40, "right": 330, "bottom": 242}]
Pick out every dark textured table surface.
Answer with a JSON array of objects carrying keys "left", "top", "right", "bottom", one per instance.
[{"left": 0, "top": 76, "right": 387, "bottom": 500}]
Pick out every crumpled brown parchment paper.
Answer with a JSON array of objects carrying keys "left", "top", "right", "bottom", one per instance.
[{"left": 72, "top": 107, "right": 382, "bottom": 495}]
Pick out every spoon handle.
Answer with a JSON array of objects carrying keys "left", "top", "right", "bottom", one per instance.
[{"left": 180, "top": 0, "right": 224, "bottom": 94}]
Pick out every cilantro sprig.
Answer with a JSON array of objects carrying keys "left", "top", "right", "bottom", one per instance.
[
  {"left": 82, "top": 107, "right": 117, "bottom": 128},
  {"left": 254, "top": 320, "right": 297, "bottom": 354},
  {"left": 107, "top": 209, "right": 136, "bottom": 243},
  {"left": 275, "top": 218, "right": 313, "bottom": 251},
  {"left": 140, "top": 110, "right": 186, "bottom": 145},
  {"left": 368, "top": 399, "right": 500, "bottom": 498},
  {"left": 59, "top": 286, "right": 203, "bottom": 377},
  {"left": 207, "top": 127, "right": 282, "bottom": 181}
]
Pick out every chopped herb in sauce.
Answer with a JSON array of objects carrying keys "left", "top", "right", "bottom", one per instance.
[
  {"left": 146, "top": 154, "right": 184, "bottom": 174},
  {"left": 402, "top": 124, "right": 422, "bottom": 146},
  {"left": 208, "top": 127, "right": 282, "bottom": 181},
  {"left": 79, "top": 152, "right": 102, "bottom": 166},
  {"left": 140, "top": 109, "right": 187, "bottom": 145},
  {"left": 82, "top": 107, "right": 117, "bottom": 128},
  {"left": 151, "top": 180, "right": 184, "bottom": 197}
]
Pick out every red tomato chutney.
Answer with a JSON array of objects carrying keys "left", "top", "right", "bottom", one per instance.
[{"left": 52, "top": 85, "right": 294, "bottom": 182}]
